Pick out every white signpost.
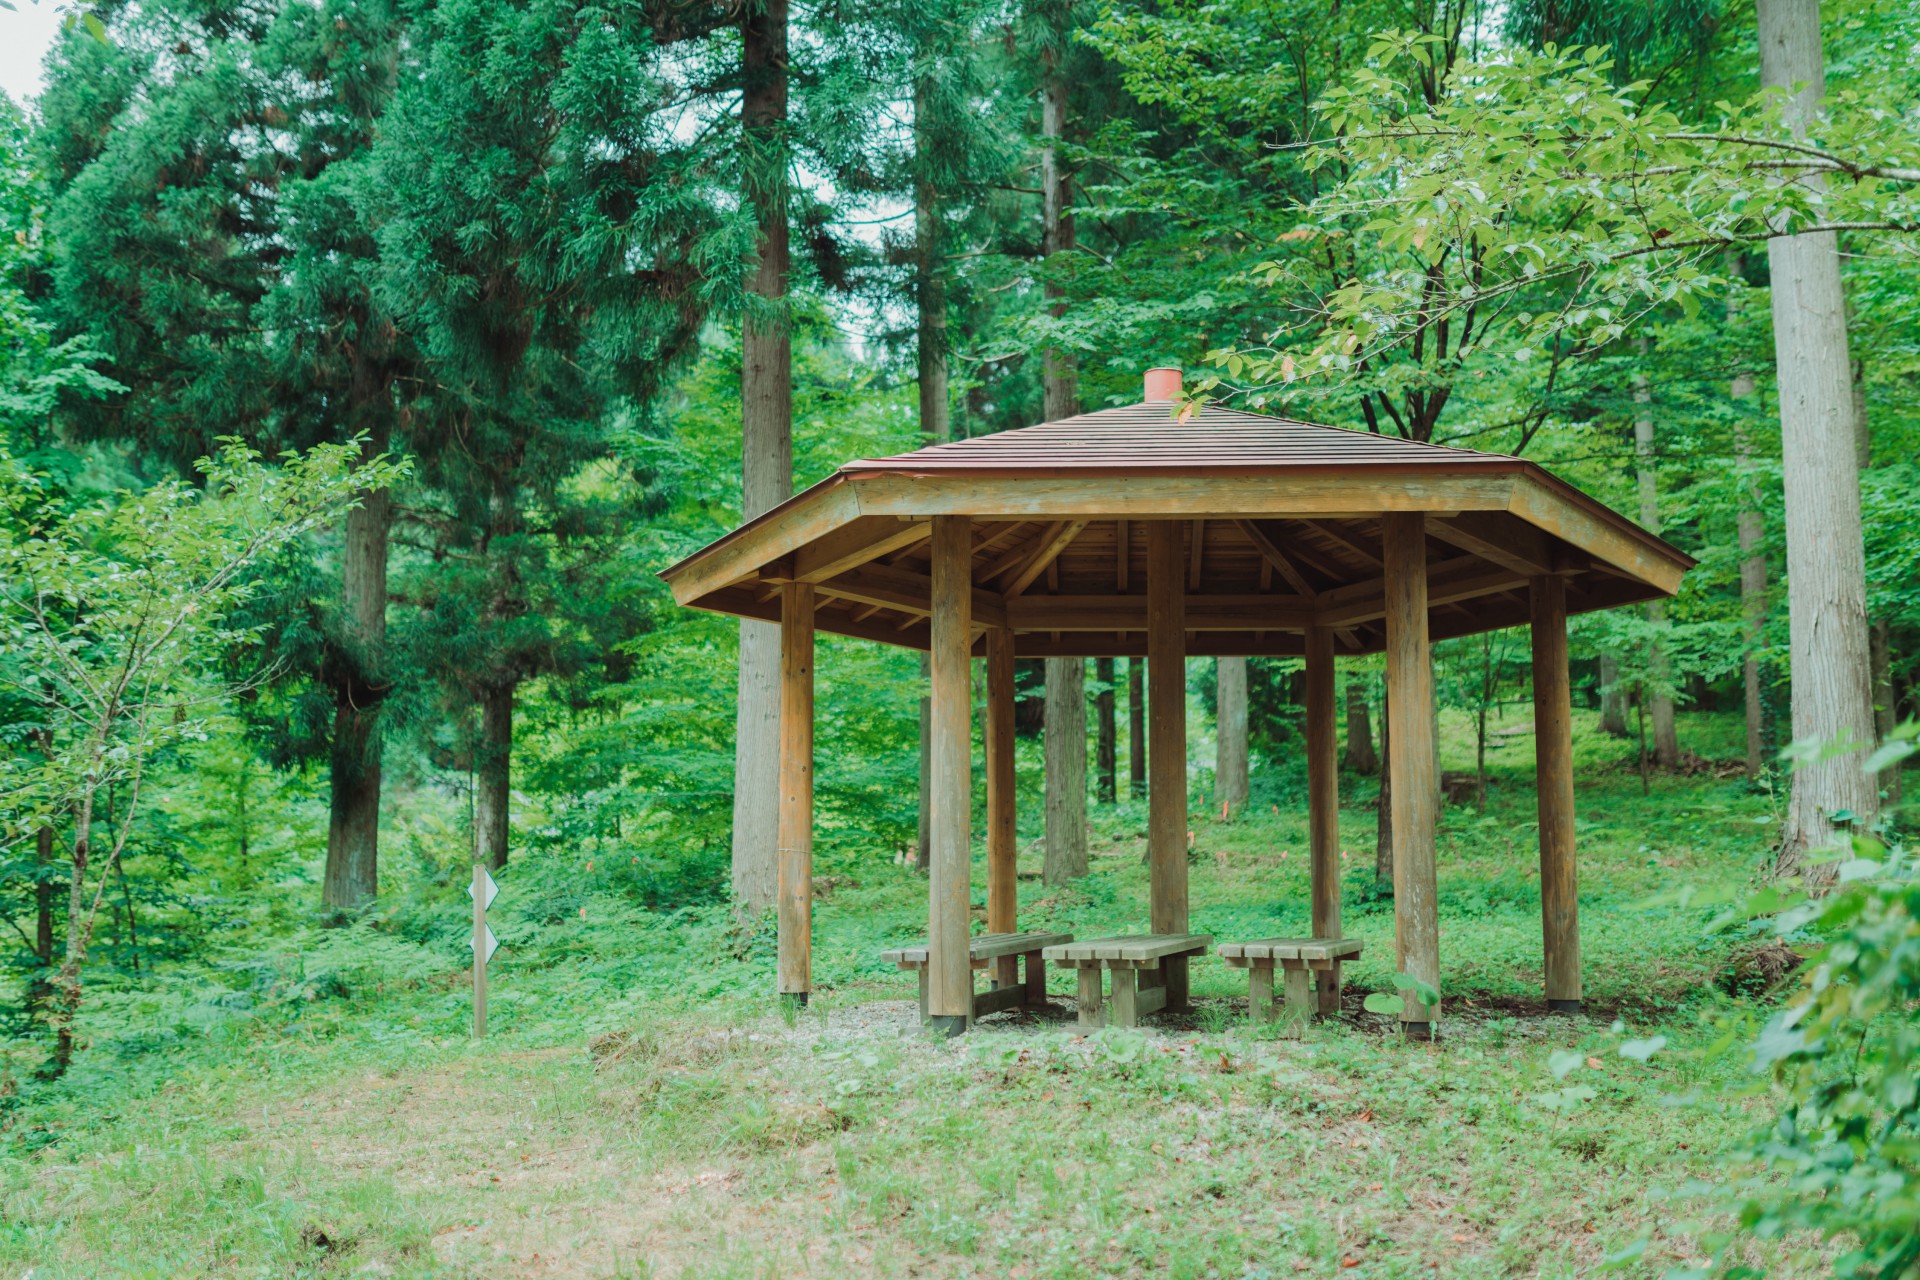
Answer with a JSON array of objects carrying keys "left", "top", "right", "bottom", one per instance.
[{"left": 469, "top": 864, "right": 500, "bottom": 1038}]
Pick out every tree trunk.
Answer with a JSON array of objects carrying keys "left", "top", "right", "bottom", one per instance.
[
  {"left": 474, "top": 684, "right": 514, "bottom": 870},
  {"left": 1373, "top": 699, "right": 1393, "bottom": 893},
  {"left": 731, "top": 0, "right": 793, "bottom": 913},
  {"left": 1757, "top": 0, "right": 1878, "bottom": 880},
  {"left": 1598, "top": 655, "right": 1630, "bottom": 737},
  {"left": 1039, "top": 37, "right": 1076, "bottom": 425},
  {"left": 1634, "top": 350, "right": 1679, "bottom": 768},
  {"left": 1343, "top": 676, "right": 1378, "bottom": 774},
  {"left": 1214, "top": 656, "right": 1249, "bottom": 814},
  {"left": 1128, "top": 656, "right": 1146, "bottom": 799},
  {"left": 1095, "top": 657, "right": 1117, "bottom": 803},
  {"left": 913, "top": 103, "right": 948, "bottom": 866},
  {"left": 1731, "top": 262, "right": 1769, "bottom": 781},
  {"left": 1038, "top": 50, "right": 1085, "bottom": 861},
  {"left": 322, "top": 408, "right": 392, "bottom": 911},
  {"left": 1043, "top": 657, "right": 1088, "bottom": 883},
  {"left": 1871, "top": 620, "right": 1899, "bottom": 806}
]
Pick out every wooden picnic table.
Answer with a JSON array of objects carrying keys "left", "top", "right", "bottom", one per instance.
[
  {"left": 883, "top": 931, "right": 1071, "bottom": 1026},
  {"left": 1042, "top": 934, "right": 1211, "bottom": 1028},
  {"left": 1219, "top": 936, "right": 1363, "bottom": 1031}
]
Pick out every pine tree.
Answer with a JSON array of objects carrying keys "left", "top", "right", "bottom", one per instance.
[
  {"left": 40, "top": 0, "right": 416, "bottom": 910},
  {"left": 360, "top": 0, "right": 721, "bottom": 870}
]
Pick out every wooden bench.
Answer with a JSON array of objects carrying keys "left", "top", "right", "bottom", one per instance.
[
  {"left": 881, "top": 931, "right": 1072, "bottom": 1025},
  {"left": 1041, "top": 934, "right": 1211, "bottom": 1028},
  {"left": 1219, "top": 937, "right": 1363, "bottom": 1031}
]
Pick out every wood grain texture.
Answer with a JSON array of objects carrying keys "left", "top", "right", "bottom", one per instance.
[
  {"left": 985, "top": 629, "right": 1019, "bottom": 950},
  {"left": 1304, "top": 625, "right": 1343, "bottom": 1014},
  {"left": 1146, "top": 522, "right": 1190, "bottom": 1008},
  {"left": 775, "top": 584, "right": 815, "bottom": 996},
  {"left": 1383, "top": 513, "right": 1441, "bottom": 1028},
  {"left": 927, "top": 517, "right": 974, "bottom": 1026},
  {"left": 1531, "top": 575, "right": 1582, "bottom": 1007}
]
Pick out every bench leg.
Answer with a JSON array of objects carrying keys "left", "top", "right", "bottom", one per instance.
[
  {"left": 994, "top": 954, "right": 1018, "bottom": 990},
  {"left": 1110, "top": 967, "right": 1139, "bottom": 1028},
  {"left": 1318, "top": 960, "right": 1343, "bottom": 1016},
  {"left": 1281, "top": 964, "right": 1313, "bottom": 1039},
  {"left": 1076, "top": 967, "right": 1104, "bottom": 1028},
  {"left": 1023, "top": 952, "right": 1046, "bottom": 1006},
  {"left": 1163, "top": 955, "right": 1189, "bottom": 1013},
  {"left": 917, "top": 966, "right": 930, "bottom": 1024},
  {"left": 1247, "top": 963, "right": 1276, "bottom": 1022}
]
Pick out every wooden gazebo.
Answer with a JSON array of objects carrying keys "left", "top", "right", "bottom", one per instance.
[{"left": 661, "top": 368, "right": 1692, "bottom": 1037}]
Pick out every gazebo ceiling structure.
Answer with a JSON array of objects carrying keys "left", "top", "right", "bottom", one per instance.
[
  {"left": 662, "top": 370, "right": 1694, "bottom": 1038},
  {"left": 663, "top": 397, "right": 1688, "bottom": 659}
]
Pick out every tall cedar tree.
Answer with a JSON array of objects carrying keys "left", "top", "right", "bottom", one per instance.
[
  {"left": 362, "top": 0, "right": 722, "bottom": 870},
  {"left": 39, "top": 0, "right": 414, "bottom": 909}
]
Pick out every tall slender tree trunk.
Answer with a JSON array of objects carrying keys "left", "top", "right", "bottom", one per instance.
[
  {"left": 1043, "top": 657, "right": 1088, "bottom": 883},
  {"left": 1871, "top": 621, "right": 1899, "bottom": 806},
  {"left": 1038, "top": 41, "right": 1086, "bottom": 860},
  {"left": 474, "top": 685, "right": 514, "bottom": 870},
  {"left": 1095, "top": 657, "right": 1117, "bottom": 803},
  {"left": 912, "top": 78, "right": 949, "bottom": 871},
  {"left": 323, "top": 401, "right": 392, "bottom": 911},
  {"left": 1343, "top": 677, "right": 1378, "bottom": 774},
  {"left": 1731, "top": 256, "right": 1770, "bottom": 782},
  {"left": 1757, "top": 0, "right": 1878, "bottom": 879},
  {"left": 1215, "top": 657, "right": 1249, "bottom": 814},
  {"left": 1128, "top": 656, "right": 1146, "bottom": 799},
  {"left": 1634, "top": 350, "right": 1679, "bottom": 767},
  {"left": 731, "top": 0, "right": 793, "bottom": 913},
  {"left": 1598, "top": 655, "right": 1630, "bottom": 737}
]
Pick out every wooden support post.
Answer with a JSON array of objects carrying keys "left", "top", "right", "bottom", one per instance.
[
  {"left": 1076, "top": 967, "right": 1104, "bottom": 1027},
  {"left": 776, "top": 583, "right": 815, "bottom": 1001},
  {"left": 986, "top": 628, "right": 1019, "bottom": 989},
  {"left": 927, "top": 517, "right": 975, "bottom": 1037},
  {"left": 1024, "top": 951, "right": 1047, "bottom": 1006},
  {"left": 1305, "top": 625, "right": 1342, "bottom": 1015},
  {"left": 1147, "top": 522, "right": 1190, "bottom": 1010},
  {"left": 1110, "top": 966, "right": 1140, "bottom": 1027},
  {"left": 1248, "top": 963, "right": 1274, "bottom": 1022},
  {"left": 1281, "top": 966, "right": 1313, "bottom": 1039},
  {"left": 1382, "top": 513, "right": 1441, "bottom": 1035},
  {"left": 1531, "top": 575, "right": 1582, "bottom": 1013}
]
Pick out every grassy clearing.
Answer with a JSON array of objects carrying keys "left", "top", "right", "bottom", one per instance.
[{"left": 0, "top": 710, "right": 1835, "bottom": 1278}]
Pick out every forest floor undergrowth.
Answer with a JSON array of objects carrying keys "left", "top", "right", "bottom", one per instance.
[{"left": 0, "top": 711, "right": 1846, "bottom": 1278}]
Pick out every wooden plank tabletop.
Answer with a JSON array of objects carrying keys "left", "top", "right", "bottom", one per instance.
[
  {"left": 882, "top": 930, "right": 1073, "bottom": 966},
  {"left": 1218, "top": 936, "right": 1363, "bottom": 963},
  {"left": 1041, "top": 933, "right": 1211, "bottom": 964}
]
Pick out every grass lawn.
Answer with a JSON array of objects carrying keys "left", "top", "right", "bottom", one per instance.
[{"left": 0, "top": 711, "right": 1839, "bottom": 1278}]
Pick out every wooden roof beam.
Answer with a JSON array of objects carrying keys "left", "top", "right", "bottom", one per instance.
[
  {"left": 790, "top": 516, "right": 931, "bottom": 584},
  {"left": 1234, "top": 519, "right": 1317, "bottom": 597},
  {"left": 1316, "top": 558, "right": 1528, "bottom": 628},
  {"left": 1007, "top": 594, "right": 1313, "bottom": 632},
  {"left": 1426, "top": 511, "right": 1559, "bottom": 579},
  {"left": 1297, "top": 519, "right": 1384, "bottom": 570},
  {"left": 818, "top": 562, "right": 1008, "bottom": 631},
  {"left": 1188, "top": 520, "right": 1205, "bottom": 591},
  {"left": 1000, "top": 520, "right": 1089, "bottom": 597},
  {"left": 1115, "top": 519, "right": 1130, "bottom": 590}
]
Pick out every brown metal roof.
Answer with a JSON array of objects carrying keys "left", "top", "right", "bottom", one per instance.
[{"left": 845, "top": 402, "right": 1517, "bottom": 473}]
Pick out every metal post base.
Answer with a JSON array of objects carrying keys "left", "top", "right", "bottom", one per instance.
[
  {"left": 1402, "top": 1020, "right": 1436, "bottom": 1041},
  {"left": 1547, "top": 999, "right": 1582, "bottom": 1015},
  {"left": 927, "top": 1014, "right": 967, "bottom": 1039},
  {"left": 781, "top": 991, "right": 809, "bottom": 1008}
]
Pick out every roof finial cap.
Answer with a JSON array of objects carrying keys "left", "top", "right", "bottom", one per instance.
[{"left": 1143, "top": 367, "right": 1183, "bottom": 403}]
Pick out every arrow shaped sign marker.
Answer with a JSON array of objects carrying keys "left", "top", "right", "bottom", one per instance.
[
  {"left": 466, "top": 867, "right": 500, "bottom": 911},
  {"left": 472, "top": 923, "right": 500, "bottom": 966}
]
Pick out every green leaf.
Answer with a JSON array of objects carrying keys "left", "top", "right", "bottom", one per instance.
[
  {"left": 82, "top": 9, "right": 108, "bottom": 42},
  {"left": 1362, "top": 992, "right": 1405, "bottom": 1016}
]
